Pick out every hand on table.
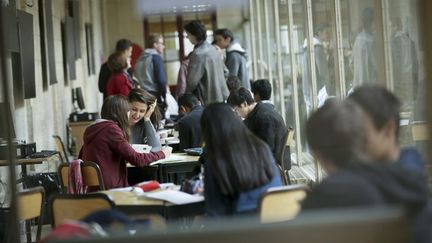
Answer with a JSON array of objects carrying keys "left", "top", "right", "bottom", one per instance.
[{"left": 161, "top": 146, "right": 172, "bottom": 158}]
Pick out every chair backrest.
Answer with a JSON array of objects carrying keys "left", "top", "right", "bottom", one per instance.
[
  {"left": 259, "top": 184, "right": 308, "bottom": 223},
  {"left": 275, "top": 128, "right": 294, "bottom": 185},
  {"left": 18, "top": 186, "right": 45, "bottom": 242},
  {"left": 58, "top": 161, "right": 106, "bottom": 193},
  {"left": 275, "top": 129, "right": 290, "bottom": 170},
  {"left": 53, "top": 135, "right": 70, "bottom": 163},
  {"left": 283, "top": 128, "right": 294, "bottom": 172},
  {"left": 286, "top": 127, "right": 295, "bottom": 146},
  {"left": 276, "top": 164, "right": 288, "bottom": 185},
  {"left": 50, "top": 193, "right": 115, "bottom": 227},
  {"left": 411, "top": 121, "right": 428, "bottom": 141}
]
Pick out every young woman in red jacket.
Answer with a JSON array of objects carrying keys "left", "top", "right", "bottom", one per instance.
[
  {"left": 106, "top": 51, "right": 135, "bottom": 97},
  {"left": 79, "top": 95, "right": 172, "bottom": 189}
]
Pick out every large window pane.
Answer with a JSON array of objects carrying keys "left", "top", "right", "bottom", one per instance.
[
  {"left": 341, "top": 0, "right": 386, "bottom": 92},
  {"left": 310, "top": 0, "right": 339, "bottom": 99},
  {"left": 386, "top": 0, "right": 426, "bottom": 153}
]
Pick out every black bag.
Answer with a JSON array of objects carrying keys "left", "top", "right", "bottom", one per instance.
[{"left": 22, "top": 172, "right": 61, "bottom": 224}]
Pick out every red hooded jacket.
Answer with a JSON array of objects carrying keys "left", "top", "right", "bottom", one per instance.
[{"left": 79, "top": 120, "right": 164, "bottom": 189}]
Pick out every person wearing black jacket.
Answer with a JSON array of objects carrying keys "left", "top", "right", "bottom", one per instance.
[
  {"left": 227, "top": 87, "right": 287, "bottom": 161},
  {"left": 177, "top": 93, "right": 204, "bottom": 151}
]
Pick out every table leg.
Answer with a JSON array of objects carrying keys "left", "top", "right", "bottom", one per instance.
[
  {"left": 21, "top": 164, "right": 27, "bottom": 189},
  {"left": 25, "top": 220, "right": 31, "bottom": 242}
]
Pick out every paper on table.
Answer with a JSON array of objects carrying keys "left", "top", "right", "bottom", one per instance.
[
  {"left": 150, "top": 154, "right": 186, "bottom": 165},
  {"left": 108, "top": 187, "right": 133, "bottom": 192},
  {"left": 139, "top": 189, "right": 204, "bottom": 205}
]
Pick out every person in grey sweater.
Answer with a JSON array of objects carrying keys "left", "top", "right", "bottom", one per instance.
[
  {"left": 134, "top": 34, "right": 167, "bottom": 117},
  {"left": 184, "top": 20, "right": 229, "bottom": 105},
  {"left": 214, "top": 28, "right": 250, "bottom": 90},
  {"left": 128, "top": 88, "right": 162, "bottom": 152}
]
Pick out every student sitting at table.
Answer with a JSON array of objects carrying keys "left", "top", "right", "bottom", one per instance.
[
  {"left": 227, "top": 87, "right": 288, "bottom": 164},
  {"left": 200, "top": 103, "right": 282, "bottom": 216},
  {"left": 79, "top": 95, "right": 172, "bottom": 189},
  {"left": 177, "top": 93, "right": 204, "bottom": 151},
  {"left": 128, "top": 88, "right": 162, "bottom": 151}
]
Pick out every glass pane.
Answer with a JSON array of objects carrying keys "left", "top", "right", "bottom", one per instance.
[
  {"left": 166, "top": 61, "right": 181, "bottom": 86},
  {"left": 164, "top": 36, "right": 179, "bottom": 62},
  {"left": 260, "top": 0, "right": 269, "bottom": 80},
  {"left": 253, "top": 0, "right": 263, "bottom": 78},
  {"left": 387, "top": 0, "right": 426, "bottom": 151},
  {"left": 278, "top": 0, "right": 294, "bottom": 126},
  {"left": 292, "top": 0, "right": 308, "bottom": 161},
  {"left": 266, "top": 0, "right": 281, "bottom": 112},
  {"left": 311, "top": 0, "right": 339, "bottom": 99},
  {"left": 340, "top": 0, "right": 386, "bottom": 92}
]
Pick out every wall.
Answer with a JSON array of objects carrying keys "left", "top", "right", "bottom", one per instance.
[
  {"left": 0, "top": 0, "right": 105, "bottom": 200},
  {"left": 101, "top": 0, "right": 145, "bottom": 58}
]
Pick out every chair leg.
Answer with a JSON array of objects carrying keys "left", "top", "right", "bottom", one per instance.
[
  {"left": 25, "top": 220, "right": 32, "bottom": 243},
  {"left": 36, "top": 214, "right": 43, "bottom": 242},
  {"left": 286, "top": 171, "right": 291, "bottom": 185}
]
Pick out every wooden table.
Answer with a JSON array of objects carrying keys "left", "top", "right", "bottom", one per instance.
[
  {"left": 0, "top": 154, "right": 58, "bottom": 185},
  {"left": 101, "top": 190, "right": 205, "bottom": 220}
]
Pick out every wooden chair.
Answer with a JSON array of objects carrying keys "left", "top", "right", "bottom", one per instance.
[
  {"left": 276, "top": 164, "right": 288, "bottom": 185},
  {"left": 259, "top": 184, "right": 308, "bottom": 223},
  {"left": 58, "top": 161, "right": 106, "bottom": 193},
  {"left": 49, "top": 193, "right": 115, "bottom": 227},
  {"left": 275, "top": 128, "right": 295, "bottom": 185},
  {"left": 53, "top": 135, "right": 70, "bottom": 163},
  {"left": 17, "top": 186, "right": 45, "bottom": 243},
  {"left": 410, "top": 121, "right": 428, "bottom": 141}
]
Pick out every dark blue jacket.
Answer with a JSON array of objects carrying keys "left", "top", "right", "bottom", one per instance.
[
  {"left": 177, "top": 106, "right": 204, "bottom": 151},
  {"left": 203, "top": 153, "right": 282, "bottom": 217},
  {"left": 398, "top": 147, "right": 425, "bottom": 172}
]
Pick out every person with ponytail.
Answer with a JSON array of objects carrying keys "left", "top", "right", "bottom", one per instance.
[{"left": 200, "top": 103, "right": 282, "bottom": 216}]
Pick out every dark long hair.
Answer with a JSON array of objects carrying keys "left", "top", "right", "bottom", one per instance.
[
  {"left": 128, "top": 88, "right": 161, "bottom": 129},
  {"left": 200, "top": 103, "right": 274, "bottom": 196},
  {"left": 101, "top": 95, "right": 131, "bottom": 140}
]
